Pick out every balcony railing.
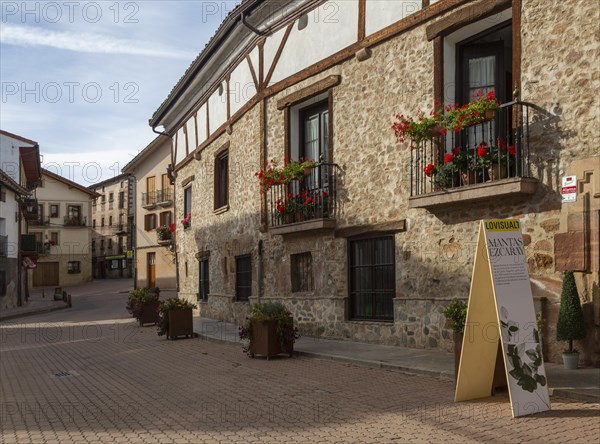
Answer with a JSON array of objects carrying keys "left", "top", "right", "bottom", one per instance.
[
  {"left": 410, "top": 100, "right": 535, "bottom": 197},
  {"left": 114, "top": 223, "right": 128, "bottom": 234},
  {"left": 0, "top": 235, "right": 7, "bottom": 257},
  {"left": 268, "top": 162, "right": 340, "bottom": 229},
  {"left": 156, "top": 189, "right": 173, "bottom": 205},
  {"left": 142, "top": 191, "right": 157, "bottom": 208},
  {"left": 29, "top": 216, "right": 50, "bottom": 226},
  {"left": 64, "top": 216, "right": 87, "bottom": 227}
]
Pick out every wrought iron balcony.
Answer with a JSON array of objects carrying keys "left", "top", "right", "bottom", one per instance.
[
  {"left": 64, "top": 216, "right": 87, "bottom": 227},
  {"left": 268, "top": 162, "right": 340, "bottom": 234},
  {"left": 156, "top": 189, "right": 173, "bottom": 206},
  {"left": 408, "top": 100, "right": 539, "bottom": 208},
  {"left": 29, "top": 216, "right": 50, "bottom": 226},
  {"left": 142, "top": 191, "right": 157, "bottom": 208},
  {"left": 114, "top": 223, "right": 128, "bottom": 235}
]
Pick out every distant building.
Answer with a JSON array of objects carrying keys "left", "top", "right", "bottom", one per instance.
[
  {"left": 0, "top": 130, "right": 42, "bottom": 308},
  {"left": 122, "top": 135, "right": 176, "bottom": 289},
  {"left": 27, "top": 169, "right": 99, "bottom": 287},
  {"left": 89, "top": 174, "right": 134, "bottom": 279}
]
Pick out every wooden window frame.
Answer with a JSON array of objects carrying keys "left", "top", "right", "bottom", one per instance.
[
  {"left": 49, "top": 204, "right": 59, "bottom": 218},
  {"left": 198, "top": 258, "right": 210, "bottom": 302},
  {"left": 291, "top": 252, "right": 313, "bottom": 293},
  {"left": 214, "top": 148, "right": 229, "bottom": 211},
  {"left": 183, "top": 186, "right": 192, "bottom": 228},
  {"left": 144, "top": 214, "right": 157, "bottom": 231},
  {"left": 235, "top": 254, "right": 252, "bottom": 301},
  {"left": 348, "top": 234, "right": 396, "bottom": 322},
  {"left": 67, "top": 261, "right": 81, "bottom": 274}
]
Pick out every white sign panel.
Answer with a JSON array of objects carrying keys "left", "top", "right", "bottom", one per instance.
[
  {"left": 561, "top": 176, "right": 577, "bottom": 203},
  {"left": 484, "top": 219, "right": 551, "bottom": 417}
]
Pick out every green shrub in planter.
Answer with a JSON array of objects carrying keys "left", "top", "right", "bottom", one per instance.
[
  {"left": 556, "top": 270, "right": 586, "bottom": 354},
  {"left": 238, "top": 302, "right": 299, "bottom": 358},
  {"left": 443, "top": 299, "right": 467, "bottom": 334}
]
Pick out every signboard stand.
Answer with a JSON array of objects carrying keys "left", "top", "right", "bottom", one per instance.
[{"left": 455, "top": 220, "right": 551, "bottom": 418}]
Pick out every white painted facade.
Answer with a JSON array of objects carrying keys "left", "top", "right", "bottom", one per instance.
[
  {"left": 0, "top": 187, "right": 19, "bottom": 258},
  {"left": 157, "top": 0, "right": 430, "bottom": 167},
  {"left": 0, "top": 132, "right": 35, "bottom": 183}
]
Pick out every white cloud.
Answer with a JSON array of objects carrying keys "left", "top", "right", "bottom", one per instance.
[{"left": 1, "top": 23, "right": 195, "bottom": 60}]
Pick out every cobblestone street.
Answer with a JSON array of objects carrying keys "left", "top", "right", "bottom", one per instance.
[{"left": 1, "top": 282, "right": 598, "bottom": 443}]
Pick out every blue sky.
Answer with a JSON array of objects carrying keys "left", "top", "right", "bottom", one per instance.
[{"left": 1, "top": 0, "right": 240, "bottom": 185}]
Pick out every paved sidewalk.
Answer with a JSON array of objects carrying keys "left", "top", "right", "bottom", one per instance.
[
  {"left": 0, "top": 288, "right": 69, "bottom": 321},
  {"left": 193, "top": 316, "right": 600, "bottom": 403}
]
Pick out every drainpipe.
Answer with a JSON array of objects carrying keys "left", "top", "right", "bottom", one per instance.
[
  {"left": 257, "top": 240, "right": 263, "bottom": 302},
  {"left": 17, "top": 197, "right": 22, "bottom": 307}
]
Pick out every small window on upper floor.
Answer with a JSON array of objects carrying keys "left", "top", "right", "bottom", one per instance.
[{"left": 214, "top": 150, "right": 228, "bottom": 210}]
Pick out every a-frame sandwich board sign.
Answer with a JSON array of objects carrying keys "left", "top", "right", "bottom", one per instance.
[{"left": 455, "top": 219, "right": 551, "bottom": 418}]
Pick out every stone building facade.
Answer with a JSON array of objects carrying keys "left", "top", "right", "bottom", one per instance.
[
  {"left": 89, "top": 174, "right": 134, "bottom": 279},
  {"left": 150, "top": 0, "right": 599, "bottom": 365}
]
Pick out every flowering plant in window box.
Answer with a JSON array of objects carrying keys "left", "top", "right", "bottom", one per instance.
[
  {"left": 391, "top": 110, "right": 443, "bottom": 148},
  {"left": 275, "top": 190, "right": 324, "bottom": 220},
  {"left": 156, "top": 224, "right": 174, "bottom": 241},
  {"left": 255, "top": 157, "right": 316, "bottom": 193},
  {"left": 180, "top": 213, "right": 191, "bottom": 229},
  {"left": 474, "top": 139, "right": 516, "bottom": 180},
  {"left": 442, "top": 90, "right": 500, "bottom": 132}
]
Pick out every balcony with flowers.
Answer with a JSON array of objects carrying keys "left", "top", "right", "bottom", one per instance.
[
  {"left": 392, "top": 91, "right": 539, "bottom": 209},
  {"left": 257, "top": 158, "right": 341, "bottom": 235}
]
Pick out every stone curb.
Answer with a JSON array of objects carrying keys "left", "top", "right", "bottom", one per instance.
[
  {"left": 194, "top": 328, "right": 600, "bottom": 403},
  {"left": 0, "top": 303, "right": 70, "bottom": 322}
]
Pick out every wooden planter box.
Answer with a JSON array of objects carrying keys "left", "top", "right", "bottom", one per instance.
[
  {"left": 249, "top": 320, "right": 293, "bottom": 359},
  {"left": 138, "top": 300, "right": 159, "bottom": 326},
  {"left": 167, "top": 308, "right": 194, "bottom": 340}
]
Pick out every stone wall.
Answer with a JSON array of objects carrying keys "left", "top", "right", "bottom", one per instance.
[{"left": 172, "top": 0, "right": 599, "bottom": 366}]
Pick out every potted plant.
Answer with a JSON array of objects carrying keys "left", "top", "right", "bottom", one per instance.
[
  {"left": 442, "top": 90, "right": 501, "bottom": 132},
  {"left": 556, "top": 270, "right": 586, "bottom": 369},
  {"left": 443, "top": 299, "right": 467, "bottom": 380},
  {"left": 391, "top": 110, "right": 442, "bottom": 149},
  {"left": 180, "top": 213, "right": 191, "bottom": 229},
  {"left": 156, "top": 224, "right": 174, "bottom": 245},
  {"left": 126, "top": 287, "right": 160, "bottom": 326},
  {"left": 483, "top": 138, "right": 517, "bottom": 181},
  {"left": 255, "top": 157, "right": 317, "bottom": 193},
  {"left": 157, "top": 297, "right": 197, "bottom": 339},
  {"left": 275, "top": 190, "right": 323, "bottom": 223},
  {"left": 239, "top": 302, "right": 299, "bottom": 359}
]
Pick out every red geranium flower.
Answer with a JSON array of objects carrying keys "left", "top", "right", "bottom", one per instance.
[
  {"left": 444, "top": 153, "right": 454, "bottom": 163},
  {"left": 508, "top": 145, "right": 516, "bottom": 155},
  {"left": 423, "top": 164, "right": 435, "bottom": 177},
  {"left": 477, "top": 146, "right": 488, "bottom": 157}
]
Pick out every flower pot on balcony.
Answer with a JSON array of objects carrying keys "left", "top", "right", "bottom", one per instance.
[
  {"left": 460, "top": 170, "right": 477, "bottom": 186},
  {"left": 303, "top": 166, "right": 312, "bottom": 176},
  {"left": 138, "top": 300, "right": 160, "bottom": 326},
  {"left": 484, "top": 109, "right": 495, "bottom": 121},
  {"left": 427, "top": 124, "right": 443, "bottom": 138},
  {"left": 167, "top": 308, "right": 194, "bottom": 340},
  {"left": 488, "top": 164, "right": 508, "bottom": 181}
]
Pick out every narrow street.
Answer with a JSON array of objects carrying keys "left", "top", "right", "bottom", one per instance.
[{"left": 1, "top": 281, "right": 598, "bottom": 443}]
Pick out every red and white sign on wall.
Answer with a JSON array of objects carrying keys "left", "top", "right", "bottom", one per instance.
[{"left": 561, "top": 176, "right": 577, "bottom": 203}]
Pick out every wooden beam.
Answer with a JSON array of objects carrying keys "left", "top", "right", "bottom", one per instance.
[
  {"left": 264, "top": 23, "right": 294, "bottom": 87},
  {"left": 226, "top": 75, "right": 231, "bottom": 121},
  {"left": 335, "top": 220, "right": 407, "bottom": 238},
  {"left": 422, "top": 0, "right": 430, "bottom": 7},
  {"left": 426, "top": 0, "right": 511, "bottom": 41},
  {"left": 246, "top": 54, "right": 259, "bottom": 90},
  {"left": 258, "top": 38, "right": 265, "bottom": 89},
  {"left": 181, "top": 175, "right": 195, "bottom": 188},
  {"left": 433, "top": 36, "right": 444, "bottom": 107},
  {"left": 276, "top": 75, "right": 341, "bottom": 110},
  {"left": 512, "top": 0, "right": 522, "bottom": 99},
  {"left": 358, "top": 0, "right": 366, "bottom": 41}
]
